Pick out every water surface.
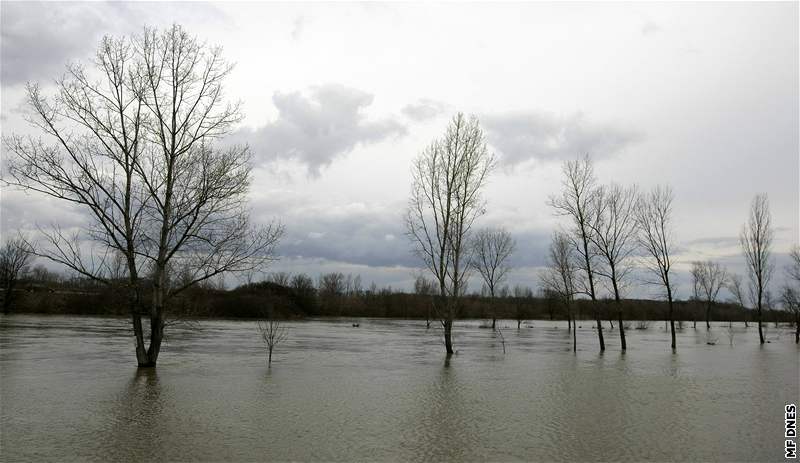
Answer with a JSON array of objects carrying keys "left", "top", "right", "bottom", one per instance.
[{"left": 1, "top": 314, "right": 797, "bottom": 461}]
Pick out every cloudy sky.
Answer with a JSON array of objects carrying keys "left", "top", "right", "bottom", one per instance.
[{"left": 1, "top": 2, "right": 798, "bottom": 300}]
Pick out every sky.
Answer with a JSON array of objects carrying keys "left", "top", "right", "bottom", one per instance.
[{"left": 1, "top": 1, "right": 798, "bottom": 301}]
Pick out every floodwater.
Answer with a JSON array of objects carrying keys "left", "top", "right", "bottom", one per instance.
[{"left": 1, "top": 314, "right": 797, "bottom": 462}]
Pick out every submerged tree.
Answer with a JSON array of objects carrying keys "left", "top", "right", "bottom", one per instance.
[
  {"left": 0, "top": 237, "right": 34, "bottom": 313},
  {"left": 588, "top": 183, "right": 638, "bottom": 350},
  {"left": 740, "top": 194, "right": 774, "bottom": 344},
  {"left": 471, "top": 227, "right": 515, "bottom": 330},
  {"left": 727, "top": 273, "right": 749, "bottom": 327},
  {"left": 257, "top": 309, "right": 288, "bottom": 367},
  {"left": 691, "top": 260, "right": 728, "bottom": 330},
  {"left": 548, "top": 155, "right": 604, "bottom": 350},
  {"left": 636, "top": 186, "right": 677, "bottom": 350},
  {"left": 3, "top": 25, "right": 282, "bottom": 367},
  {"left": 512, "top": 285, "right": 533, "bottom": 329},
  {"left": 406, "top": 113, "right": 494, "bottom": 355},
  {"left": 540, "top": 231, "right": 578, "bottom": 352},
  {"left": 414, "top": 274, "right": 437, "bottom": 329}
]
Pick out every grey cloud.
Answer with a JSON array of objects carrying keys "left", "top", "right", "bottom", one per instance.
[
  {"left": 641, "top": 20, "right": 661, "bottom": 36},
  {"left": 482, "top": 111, "right": 643, "bottom": 167},
  {"left": 683, "top": 236, "right": 741, "bottom": 250},
  {"left": 401, "top": 98, "right": 449, "bottom": 122},
  {"left": 250, "top": 194, "right": 415, "bottom": 268},
  {"left": 1, "top": 2, "right": 229, "bottom": 87},
  {"left": 1, "top": 2, "right": 113, "bottom": 85},
  {"left": 291, "top": 16, "right": 306, "bottom": 40},
  {"left": 235, "top": 84, "right": 407, "bottom": 176}
]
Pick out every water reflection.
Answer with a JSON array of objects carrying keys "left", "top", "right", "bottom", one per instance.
[
  {"left": 97, "top": 368, "right": 167, "bottom": 461},
  {"left": 404, "top": 358, "right": 475, "bottom": 461}
]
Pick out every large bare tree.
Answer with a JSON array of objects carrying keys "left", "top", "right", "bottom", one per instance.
[
  {"left": 3, "top": 25, "right": 282, "bottom": 367},
  {"left": 406, "top": 113, "right": 494, "bottom": 355},
  {"left": 588, "top": 183, "right": 638, "bottom": 350},
  {"left": 690, "top": 260, "right": 728, "bottom": 330},
  {"left": 471, "top": 227, "right": 515, "bottom": 330},
  {"left": 636, "top": 185, "right": 677, "bottom": 350},
  {"left": 540, "top": 231, "right": 578, "bottom": 352},
  {"left": 548, "top": 155, "right": 604, "bottom": 350},
  {"left": 0, "top": 237, "right": 34, "bottom": 312},
  {"left": 740, "top": 194, "right": 774, "bottom": 344}
]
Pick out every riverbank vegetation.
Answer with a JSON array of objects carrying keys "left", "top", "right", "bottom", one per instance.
[{"left": 2, "top": 267, "right": 795, "bottom": 326}]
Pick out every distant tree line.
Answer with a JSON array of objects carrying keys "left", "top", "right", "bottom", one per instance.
[{"left": 3, "top": 264, "right": 793, "bottom": 326}]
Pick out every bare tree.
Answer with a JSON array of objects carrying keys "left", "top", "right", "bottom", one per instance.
[
  {"left": 0, "top": 237, "right": 34, "bottom": 312},
  {"left": 588, "top": 183, "right": 638, "bottom": 350},
  {"left": 2, "top": 25, "right": 283, "bottom": 367},
  {"left": 727, "top": 272, "right": 749, "bottom": 327},
  {"left": 548, "top": 155, "right": 604, "bottom": 350},
  {"left": 740, "top": 194, "right": 774, "bottom": 344},
  {"left": 414, "top": 274, "right": 437, "bottom": 329},
  {"left": 636, "top": 186, "right": 678, "bottom": 350},
  {"left": 691, "top": 260, "right": 728, "bottom": 330},
  {"left": 782, "top": 287, "right": 800, "bottom": 344},
  {"left": 319, "top": 272, "right": 345, "bottom": 295},
  {"left": 782, "top": 246, "right": 800, "bottom": 343},
  {"left": 512, "top": 285, "right": 532, "bottom": 329},
  {"left": 257, "top": 309, "right": 288, "bottom": 367},
  {"left": 540, "top": 231, "right": 578, "bottom": 352},
  {"left": 405, "top": 113, "right": 494, "bottom": 355},
  {"left": 268, "top": 271, "right": 292, "bottom": 287},
  {"left": 471, "top": 227, "right": 515, "bottom": 330}
]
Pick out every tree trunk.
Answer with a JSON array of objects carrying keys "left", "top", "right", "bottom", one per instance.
[
  {"left": 668, "top": 298, "right": 676, "bottom": 350},
  {"left": 706, "top": 302, "right": 711, "bottom": 330},
  {"left": 143, "top": 313, "right": 164, "bottom": 367},
  {"left": 757, "top": 301, "right": 764, "bottom": 344},
  {"left": 569, "top": 303, "right": 576, "bottom": 352},
  {"left": 132, "top": 313, "right": 151, "bottom": 366},
  {"left": 517, "top": 319, "right": 521, "bottom": 329},
  {"left": 573, "top": 321, "right": 577, "bottom": 353},
  {"left": 444, "top": 319, "right": 454, "bottom": 355},
  {"left": 611, "top": 279, "right": 625, "bottom": 351},
  {"left": 595, "top": 312, "right": 605, "bottom": 351},
  {"left": 268, "top": 346, "right": 273, "bottom": 366},
  {"left": 492, "top": 317, "right": 496, "bottom": 330},
  {"left": 795, "top": 314, "right": 799, "bottom": 344}
]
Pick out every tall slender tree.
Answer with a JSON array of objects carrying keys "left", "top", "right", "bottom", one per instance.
[
  {"left": 740, "top": 194, "right": 774, "bottom": 344},
  {"left": 406, "top": 113, "right": 494, "bottom": 355},
  {"left": 588, "top": 183, "right": 638, "bottom": 350},
  {"left": 548, "top": 155, "right": 604, "bottom": 350},
  {"left": 540, "top": 231, "right": 578, "bottom": 352},
  {"left": 636, "top": 186, "right": 678, "bottom": 350}
]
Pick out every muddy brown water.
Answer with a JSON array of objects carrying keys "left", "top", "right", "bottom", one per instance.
[{"left": 1, "top": 314, "right": 797, "bottom": 461}]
